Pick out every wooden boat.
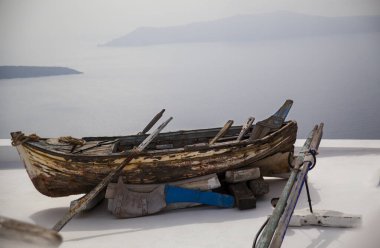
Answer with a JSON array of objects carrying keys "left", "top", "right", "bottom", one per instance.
[{"left": 10, "top": 101, "right": 297, "bottom": 197}]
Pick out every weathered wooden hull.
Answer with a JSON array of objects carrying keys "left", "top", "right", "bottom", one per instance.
[{"left": 13, "top": 121, "right": 297, "bottom": 197}]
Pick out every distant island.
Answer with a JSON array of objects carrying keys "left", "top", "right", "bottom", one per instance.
[
  {"left": 103, "top": 12, "right": 380, "bottom": 47},
  {"left": 0, "top": 66, "right": 82, "bottom": 79}
]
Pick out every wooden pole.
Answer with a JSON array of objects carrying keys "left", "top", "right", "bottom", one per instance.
[
  {"left": 237, "top": 117, "right": 255, "bottom": 141},
  {"left": 209, "top": 120, "right": 234, "bottom": 145},
  {"left": 52, "top": 117, "right": 173, "bottom": 231},
  {"left": 255, "top": 124, "right": 318, "bottom": 248},
  {"left": 138, "top": 109, "right": 165, "bottom": 135},
  {"left": 269, "top": 123, "right": 323, "bottom": 248}
]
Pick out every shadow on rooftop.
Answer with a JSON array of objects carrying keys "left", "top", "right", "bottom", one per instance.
[
  {"left": 29, "top": 178, "right": 322, "bottom": 243},
  {"left": 287, "top": 226, "right": 348, "bottom": 248}
]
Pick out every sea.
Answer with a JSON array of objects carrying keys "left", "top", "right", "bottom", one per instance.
[{"left": 1, "top": 32, "right": 380, "bottom": 139}]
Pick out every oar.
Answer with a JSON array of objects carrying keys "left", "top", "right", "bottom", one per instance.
[
  {"left": 138, "top": 109, "right": 165, "bottom": 135},
  {"left": 0, "top": 216, "right": 62, "bottom": 248},
  {"left": 209, "top": 120, "right": 234, "bottom": 145},
  {"left": 269, "top": 123, "right": 323, "bottom": 248},
  {"left": 52, "top": 117, "right": 173, "bottom": 231},
  {"left": 236, "top": 117, "right": 255, "bottom": 141},
  {"left": 255, "top": 124, "right": 321, "bottom": 248}
]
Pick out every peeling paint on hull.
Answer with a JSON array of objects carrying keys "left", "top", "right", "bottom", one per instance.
[{"left": 14, "top": 121, "right": 297, "bottom": 197}]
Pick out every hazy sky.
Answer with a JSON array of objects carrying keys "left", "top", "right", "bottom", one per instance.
[
  {"left": 1, "top": 0, "right": 380, "bottom": 42},
  {"left": 1, "top": 0, "right": 379, "bottom": 64}
]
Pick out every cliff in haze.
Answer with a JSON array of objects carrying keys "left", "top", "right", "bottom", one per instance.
[{"left": 104, "top": 12, "right": 380, "bottom": 47}]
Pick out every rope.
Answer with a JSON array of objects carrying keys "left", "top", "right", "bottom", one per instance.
[
  {"left": 303, "top": 149, "right": 317, "bottom": 213},
  {"left": 252, "top": 218, "right": 269, "bottom": 248},
  {"left": 11, "top": 132, "right": 40, "bottom": 146},
  {"left": 11, "top": 132, "right": 86, "bottom": 147},
  {"left": 288, "top": 149, "right": 317, "bottom": 170},
  {"left": 307, "top": 149, "right": 317, "bottom": 170},
  {"left": 304, "top": 177, "right": 313, "bottom": 213},
  {"left": 58, "top": 136, "right": 86, "bottom": 146}
]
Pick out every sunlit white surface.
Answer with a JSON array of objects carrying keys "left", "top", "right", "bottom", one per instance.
[{"left": 1, "top": 141, "right": 379, "bottom": 247}]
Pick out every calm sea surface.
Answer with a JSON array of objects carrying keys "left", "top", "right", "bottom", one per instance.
[{"left": 1, "top": 33, "right": 380, "bottom": 139}]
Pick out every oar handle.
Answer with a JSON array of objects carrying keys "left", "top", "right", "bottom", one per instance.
[
  {"left": 309, "top": 123, "right": 324, "bottom": 153},
  {"left": 138, "top": 109, "right": 165, "bottom": 135},
  {"left": 137, "top": 117, "right": 172, "bottom": 151}
]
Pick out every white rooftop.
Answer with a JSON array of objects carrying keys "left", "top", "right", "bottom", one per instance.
[{"left": 1, "top": 140, "right": 379, "bottom": 248}]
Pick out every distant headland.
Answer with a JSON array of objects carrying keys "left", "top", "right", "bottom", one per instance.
[
  {"left": 0, "top": 66, "right": 82, "bottom": 79},
  {"left": 103, "top": 12, "right": 380, "bottom": 47}
]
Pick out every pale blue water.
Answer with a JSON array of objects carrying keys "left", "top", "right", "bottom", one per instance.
[{"left": 1, "top": 33, "right": 380, "bottom": 139}]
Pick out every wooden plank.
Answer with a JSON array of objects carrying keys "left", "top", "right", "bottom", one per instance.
[
  {"left": 106, "top": 173, "right": 221, "bottom": 198},
  {"left": 155, "top": 144, "right": 173, "bottom": 150},
  {"left": 184, "top": 142, "right": 209, "bottom": 150},
  {"left": 225, "top": 167, "right": 260, "bottom": 183},
  {"left": 255, "top": 152, "right": 292, "bottom": 177},
  {"left": 237, "top": 117, "right": 255, "bottom": 141},
  {"left": 288, "top": 209, "right": 361, "bottom": 228},
  {"left": 110, "top": 178, "right": 167, "bottom": 218},
  {"left": 52, "top": 117, "right": 173, "bottom": 231},
  {"left": 209, "top": 120, "right": 234, "bottom": 145},
  {"left": 106, "top": 174, "right": 221, "bottom": 211},
  {"left": 248, "top": 177, "right": 269, "bottom": 197},
  {"left": 72, "top": 139, "right": 118, "bottom": 154},
  {"left": 228, "top": 182, "right": 256, "bottom": 210}
]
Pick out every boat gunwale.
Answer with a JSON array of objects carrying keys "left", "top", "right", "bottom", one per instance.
[{"left": 19, "top": 121, "right": 297, "bottom": 160}]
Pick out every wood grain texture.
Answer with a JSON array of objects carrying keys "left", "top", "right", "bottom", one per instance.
[
  {"left": 228, "top": 182, "right": 256, "bottom": 210},
  {"left": 209, "top": 120, "right": 234, "bottom": 145},
  {"left": 13, "top": 121, "right": 297, "bottom": 197}
]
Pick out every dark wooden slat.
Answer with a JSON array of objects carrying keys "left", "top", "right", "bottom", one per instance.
[
  {"left": 248, "top": 177, "right": 269, "bottom": 197},
  {"left": 228, "top": 182, "right": 256, "bottom": 210}
]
